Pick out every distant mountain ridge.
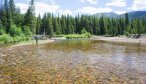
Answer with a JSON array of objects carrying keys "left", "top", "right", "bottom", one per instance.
[
  {"left": 94, "top": 11, "right": 146, "bottom": 20},
  {"left": 94, "top": 12, "right": 119, "bottom": 18}
]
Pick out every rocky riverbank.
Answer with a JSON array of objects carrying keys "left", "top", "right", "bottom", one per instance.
[
  {"left": 91, "top": 35, "right": 146, "bottom": 45},
  {"left": 11, "top": 39, "right": 55, "bottom": 48}
]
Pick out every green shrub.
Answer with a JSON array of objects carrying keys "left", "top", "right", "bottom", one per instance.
[
  {"left": 13, "top": 34, "right": 31, "bottom": 43},
  {"left": 13, "top": 36, "right": 22, "bottom": 42},
  {"left": 65, "top": 34, "right": 91, "bottom": 39},
  {"left": 84, "top": 32, "right": 91, "bottom": 38},
  {"left": 9, "top": 25, "right": 22, "bottom": 37},
  {"left": 0, "top": 34, "right": 13, "bottom": 43},
  {"left": 0, "top": 28, "right": 5, "bottom": 35},
  {"left": 23, "top": 26, "right": 32, "bottom": 36},
  {"left": 81, "top": 28, "right": 91, "bottom": 38},
  {"left": 81, "top": 28, "right": 88, "bottom": 34}
]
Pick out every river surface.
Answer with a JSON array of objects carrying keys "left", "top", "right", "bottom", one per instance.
[{"left": 0, "top": 39, "right": 146, "bottom": 83}]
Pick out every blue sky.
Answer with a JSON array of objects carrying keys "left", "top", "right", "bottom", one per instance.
[{"left": 14, "top": 0, "right": 146, "bottom": 16}]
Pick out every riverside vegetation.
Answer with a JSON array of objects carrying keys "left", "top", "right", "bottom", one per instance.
[{"left": 0, "top": 0, "right": 146, "bottom": 43}]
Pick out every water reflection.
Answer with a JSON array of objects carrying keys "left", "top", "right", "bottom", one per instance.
[
  {"left": 40, "top": 39, "right": 146, "bottom": 72},
  {"left": 0, "top": 39, "right": 146, "bottom": 83}
]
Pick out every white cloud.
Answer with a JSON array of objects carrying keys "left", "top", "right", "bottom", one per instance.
[
  {"left": 16, "top": 1, "right": 117, "bottom": 16},
  {"left": 130, "top": 0, "right": 146, "bottom": 10},
  {"left": 106, "top": 0, "right": 126, "bottom": 7},
  {"left": 75, "top": 6, "right": 113, "bottom": 14},
  {"left": 80, "top": 0, "right": 98, "bottom": 4},
  {"left": 35, "top": 1, "right": 59, "bottom": 16},
  {"left": 16, "top": 1, "right": 60, "bottom": 17},
  {"left": 59, "top": 9, "right": 73, "bottom": 15},
  {"left": 114, "top": 11, "right": 126, "bottom": 14},
  {"left": 16, "top": 3, "right": 29, "bottom": 14}
]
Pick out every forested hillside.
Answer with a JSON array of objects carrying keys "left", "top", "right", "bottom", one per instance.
[
  {"left": 120, "top": 11, "right": 146, "bottom": 20},
  {"left": 0, "top": 0, "right": 146, "bottom": 43},
  {"left": 95, "top": 11, "right": 146, "bottom": 20}
]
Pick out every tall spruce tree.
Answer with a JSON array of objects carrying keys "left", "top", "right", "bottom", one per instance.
[
  {"left": 7, "top": 5, "right": 12, "bottom": 33},
  {"left": 53, "top": 17, "right": 60, "bottom": 35},
  {"left": 41, "top": 13, "right": 47, "bottom": 34},
  {"left": 0, "top": 19, "right": 4, "bottom": 35},
  {"left": 1, "top": 0, "right": 7, "bottom": 31},
  {"left": 15, "top": 7, "right": 24, "bottom": 27},
  {"left": 36, "top": 14, "right": 41, "bottom": 34},
  {"left": 9, "top": 0, "right": 15, "bottom": 22},
  {"left": 0, "top": 4, "right": 3, "bottom": 20},
  {"left": 99, "top": 15, "right": 105, "bottom": 35},
  {"left": 46, "top": 15, "right": 54, "bottom": 37},
  {"left": 0, "top": 19, "right": 3, "bottom": 28},
  {"left": 125, "top": 12, "right": 129, "bottom": 32},
  {"left": 23, "top": 0, "right": 36, "bottom": 33},
  {"left": 137, "top": 20, "right": 143, "bottom": 36},
  {"left": 4, "top": 0, "right": 12, "bottom": 33},
  {"left": 61, "top": 15, "right": 66, "bottom": 34}
]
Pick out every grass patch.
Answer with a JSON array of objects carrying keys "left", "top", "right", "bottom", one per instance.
[
  {"left": 0, "top": 34, "right": 32, "bottom": 44},
  {"left": 0, "top": 34, "right": 14, "bottom": 43},
  {"left": 65, "top": 33, "right": 91, "bottom": 39},
  {"left": 54, "top": 33, "right": 91, "bottom": 39}
]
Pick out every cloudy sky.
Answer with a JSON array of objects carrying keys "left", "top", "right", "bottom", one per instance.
[{"left": 14, "top": 0, "right": 146, "bottom": 16}]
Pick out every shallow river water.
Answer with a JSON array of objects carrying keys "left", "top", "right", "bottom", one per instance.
[{"left": 0, "top": 39, "right": 146, "bottom": 83}]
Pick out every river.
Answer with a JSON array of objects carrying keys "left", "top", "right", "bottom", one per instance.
[{"left": 0, "top": 39, "right": 146, "bottom": 83}]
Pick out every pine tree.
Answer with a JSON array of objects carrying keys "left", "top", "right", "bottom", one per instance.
[
  {"left": 23, "top": 0, "right": 36, "bottom": 33},
  {"left": 0, "top": 19, "right": 5, "bottom": 35},
  {"left": 71, "top": 17, "right": 75, "bottom": 34},
  {"left": 93, "top": 16, "right": 98, "bottom": 35},
  {"left": 46, "top": 13, "right": 52, "bottom": 35},
  {"left": 0, "top": 19, "right": 3, "bottom": 28},
  {"left": 4, "top": 0, "right": 12, "bottom": 33},
  {"left": 66, "top": 15, "right": 72, "bottom": 34},
  {"left": 142, "top": 19, "right": 146, "bottom": 33},
  {"left": 127, "top": 24, "right": 132, "bottom": 34},
  {"left": 41, "top": 13, "right": 47, "bottom": 34},
  {"left": 132, "top": 19, "right": 137, "bottom": 34},
  {"left": 137, "top": 20, "right": 143, "bottom": 36},
  {"left": 1, "top": 0, "right": 7, "bottom": 30},
  {"left": 53, "top": 18, "right": 60, "bottom": 35},
  {"left": 15, "top": 7, "right": 24, "bottom": 27},
  {"left": 7, "top": 5, "right": 13, "bottom": 33},
  {"left": 36, "top": 14, "right": 41, "bottom": 34},
  {"left": 75, "top": 15, "right": 81, "bottom": 34},
  {"left": 125, "top": 12, "right": 129, "bottom": 26},
  {"left": 57, "top": 16, "right": 61, "bottom": 34},
  {"left": 125, "top": 12, "right": 129, "bottom": 33},
  {"left": 9, "top": 0, "right": 15, "bottom": 22},
  {"left": 99, "top": 15, "right": 105, "bottom": 35},
  {"left": 0, "top": 4, "right": 3, "bottom": 20},
  {"left": 50, "top": 26, "right": 54, "bottom": 37},
  {"left": 61, "top": 15, "right": 66, "bottom": 34},
  {"left": 46, "top": 15, "right": 54, "bottom": 37}
]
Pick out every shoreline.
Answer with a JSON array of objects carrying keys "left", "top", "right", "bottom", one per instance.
[
  {"left": 11, "top": 39, "right": 55, "bottom": 48},
  {"left": 2, "top": 36, "right": 146, "bottom": 48},
  {"left": 91, "top": 36, "right": 146, "bottom": 45}
]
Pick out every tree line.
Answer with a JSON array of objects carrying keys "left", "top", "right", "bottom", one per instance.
[
  {"left": 0, "top": 0, "right": 146, "bottom": 43},
  {"left": 36, "top": 12, "right": 146, "bottom": 37}
]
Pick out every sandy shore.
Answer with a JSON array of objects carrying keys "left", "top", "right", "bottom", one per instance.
[
  {"left": 12, "top": 39, "right": 55, "bottom": 48},
  {"left": 91, "top": 36, "right": 146, "bottom": 45}
]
